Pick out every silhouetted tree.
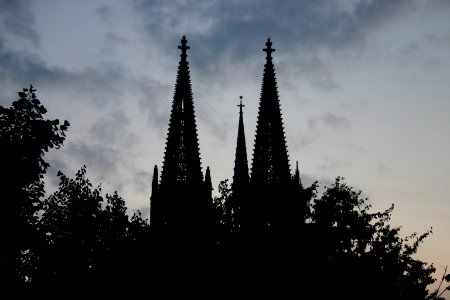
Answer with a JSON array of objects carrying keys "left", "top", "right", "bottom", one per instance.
[
  {"left": 128, "top": 211, "right": 150, "bottom": 247},
  {"left": 126, "top": 210, "right": 151, "bottom": 287},
  {"left": 213, "top": 179, "right": 232, "bottom": 236},
  {"left": 97, "top": 191, "right": 130, "bottom": 287},
  {"left": 35, "top": 166, "right": 151, "bottom": 291},
  {"left": 38, "top": 166, "right": 103, "bottom": 290},
  {"left": 428, "top": 266, "right": 450, "bottom": 299},
  {"left": 0, "top": 85, "right": 69, "bottom": 289},
  {"left": 308, "top": 177, "right": 437, "bottom": 299}
]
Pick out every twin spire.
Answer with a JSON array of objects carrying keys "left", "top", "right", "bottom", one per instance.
[
  {"left": 159, "top": 35, "right": 203, "bottom": 187},
  {"left": 251, "top": 37, "right": 291, "bottom": 187},
  {"left": 151, "top": 36, "right": 302, "bottom": 238},
  {"left": 150, "top": 36, "right": 212, "bottom": 244}
]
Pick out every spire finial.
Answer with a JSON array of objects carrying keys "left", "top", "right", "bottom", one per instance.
[
  {"left": 263, "top": 38, "right": 275, "bottom": 60},
  {"left": 178, "top": 35, "right": 190, "bottom": 58},
  {"left": 238, "top": 96, "right": 245, "bottom": 114}
]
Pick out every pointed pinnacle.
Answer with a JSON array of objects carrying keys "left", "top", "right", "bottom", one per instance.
[
  {"left": 238, "top": 95, "right": 245, "bottom": 114},
  {"left": 178, "top": 36, "right": 190, "bottom": 58},
  {"left": 263, "top": 38, "right": 275, "bottom": 60}
]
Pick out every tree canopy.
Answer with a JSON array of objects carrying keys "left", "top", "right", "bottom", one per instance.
[
  {"left": 0, "top": 85, "right": 69, "bottom": 289},
  {"left": 306, "top": 177, "right": 438, "bottom": 299}
]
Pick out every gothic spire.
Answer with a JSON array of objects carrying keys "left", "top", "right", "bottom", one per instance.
[
  {"left": 204, "top": 166, "right": 212, "bottom": 200},
  {"left": 151, "top": 165, "right": 159, "bottom": 195},
  {"left": 233, "top": 96, "right": 249, "bottom": 194},
  {"left": 294, "top": 161, "right": 302, "bottom": 188},
  {"left": 230, "top": 96, "right": 249, "bottom": 229},
  {"left": 160, "top": 35, "right": 203, "bottom": 188},
  {"left": 150, "top": 36, "right": 213, "bottom": 248},
  {"left": 250, "top": 38, "right": 291, "bottom": 186},
  {"left": 150, "top": 165, "right": 159, "bottom": 227},
  {"left": 178, "top": 35, "right": 190, "bottom": 59}
]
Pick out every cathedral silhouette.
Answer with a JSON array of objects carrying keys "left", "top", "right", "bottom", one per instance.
[{"left": 150, "top": 36, "right": 306, "bottom": 251}]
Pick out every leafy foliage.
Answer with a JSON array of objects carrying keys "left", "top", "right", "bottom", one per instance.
[
  {"left": 308, "top": 177, "right": 437, "bottom": 299},
  {"left": 213, "top": 179, "right": 232, "bottom": 229},
  {"left": 37, "top": 167, "right": 150, "bottom": 290},
  {"left": 428, "top": 266, "right": 450, "bottom": 300},
  {"left": 0, "top": 85, "right": 69, "bottom": 289},
  {"left": 38, "top": 166, "right": 104, "bottom": 289}
]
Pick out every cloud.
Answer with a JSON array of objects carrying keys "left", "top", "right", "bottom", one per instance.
[
  {"left": 0, "top": 37, "right": 172, "bottom": 132},
  {"left": 321, "top": 113, "right": 350, "bottom": 129},
  {"left": 44, "top": 139, "right": 121, "bottom": 196},
  {"left": 133, "top": 170, "right": 152, "bottom": 195},
  {"left": 377, "top": 164, "right": 398, "bottom": 176},
  {"left": 289, "top": 134, "right": 317, "bottom": 151},
  {"left": 0, "top": 0, "right": 40, "bottom": 46},
  {"left": 96, "top": 4, "right": 113, "bottom": 23},
  {"left": 0, "top": 41, "right": 123, "bottom": 106},
  {"left": 317, "top": 156, "right": 351, "bottom": 172},
  {"left": 134, "top": 76, "right": 173, "bottom": 132},
  {"left": 352, "top": 0, "right": 414, "bottom": 33},
  {"left": 130, "top": 0, "right": 417, "bottom": 100},
  {"left": 0, "top": 2, "right": 152, "bottom": 108},
  {"left": 424, "top": 31, "right": 450, "bottom": 47},
  {"left": 0, "top": 40, "right": 56, "bottom": 101},
  {"left": 100, "top": 31, "right": 129, "bottom": 56},
  {"left": 90, "top": 109, "right": 133, "bottom": 144},
  {"left": 308, "top": 113, "right": 350, "bottom": 130},
  {"left": 66, "top": 141, "right": 120, "bottom": 177},
  {"left": 133, "top": 0, "right": 414, "bottom": 59},
  {"left": 283, "top": 55, "right": 340, "bottom": 92},
  {"left": 197, "top": 101, "right": 233, "bottom": 142},
  {"left": 394, "top": 40, "right": 441, "bottom": 70}
]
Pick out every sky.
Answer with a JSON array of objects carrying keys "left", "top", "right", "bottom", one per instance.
[{"left": 1, "top": 0, "right": 449, "bottom": 293}]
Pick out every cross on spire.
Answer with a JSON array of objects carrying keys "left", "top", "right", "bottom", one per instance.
[
  {"left": 263, "top": 38, "right": 275, "bottom": 60},
  {"left": 178, "top": 35, "right": 190, "bottom": 58},
  {"left": 238, "top": 96, "right": 245, "bottom": 114}
]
